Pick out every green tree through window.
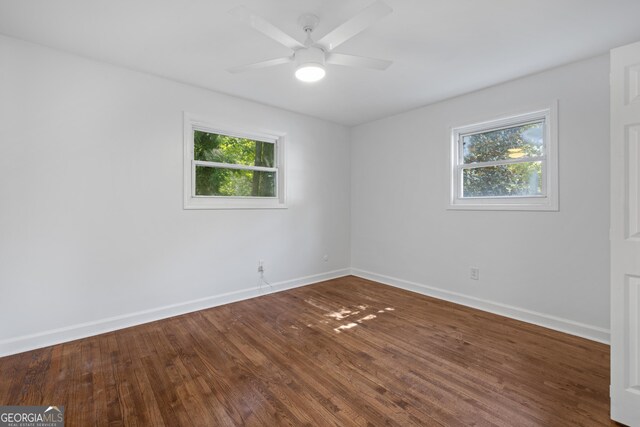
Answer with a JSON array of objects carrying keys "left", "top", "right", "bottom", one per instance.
[
  {"left": 461, "top": 122, "right": 543, "bottom": 197},
  {"left": 194, "top": 130, "right": 276, "bottom": 197}
]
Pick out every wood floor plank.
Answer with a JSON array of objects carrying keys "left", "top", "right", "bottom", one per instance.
[
  {"left": 99, "top": 334, "right": 125, "bottom": 426},
  {"left": 0, "top": 276, "right": 615, "bottom": 426}
]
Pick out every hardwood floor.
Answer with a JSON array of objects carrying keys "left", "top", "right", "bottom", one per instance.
[{"left": 0, "top": 276, "right": 614, "bottom": 426}]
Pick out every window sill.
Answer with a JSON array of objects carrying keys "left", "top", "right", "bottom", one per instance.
[
  {"left": 184, "top": 196, "right": 288, "bottom": 210},
  {"left": 448, "top": 198, "right": 558, "bottom": 211}
]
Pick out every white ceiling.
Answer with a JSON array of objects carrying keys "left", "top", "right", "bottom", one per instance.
[{"left": 1, "top": 0, "right": 640, "bottom": 126}]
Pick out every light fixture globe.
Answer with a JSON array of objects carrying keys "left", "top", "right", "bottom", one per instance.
[
  {"left": 295, "top": 65, "right": 325, "bottom": 82},
  {"left": 294, "top": 46, "right": 326, "bottom": 82}
]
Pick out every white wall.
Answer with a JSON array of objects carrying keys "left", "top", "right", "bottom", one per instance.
[
  {"left": 0, "top": 35, "right": 351, "bottom": 354},
  {"left": 350, "top": 55, "right": 610, "bottom": 341},
  {"left": 0, "top": 34, "right": 612, "bottom": 354}
]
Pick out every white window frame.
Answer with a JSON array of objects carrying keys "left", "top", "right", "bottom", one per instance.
[
  {"left": 183, "top": 112, "right": 287, "bottom": 210},
  {"left": 449, "top": 102, "right": 558, "bottom": 211}
]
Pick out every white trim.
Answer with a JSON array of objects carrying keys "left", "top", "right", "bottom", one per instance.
[
  {"left": 449, "top": 101, "right": 559, "bottom": 211},
  {"left": 183, "top": 112, "right": 287, "bottom": 210},
  {"left": 0, "top": 268, "right": 350, "bottom": 357},
  {"left": 0, "top": 267, "right": 609, "bottom": 356},
  {"left": 459, "top": 156, "right": 546, "bottom": 169},
  {"left": 193, "top": 160, "right": 277, "bottom": 173},
  {"left": 350, "top": 268, "right": 610, "bottom": 344}
]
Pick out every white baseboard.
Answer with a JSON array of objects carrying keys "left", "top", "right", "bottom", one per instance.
[
  {"left": 0, "top": 268, "right": 350, "bottom": 358},
  {"left": 350, "top": 268, "right": 610, "bottom": 344},
  {"left": 1, "top": 267, "right": 609, "bottom": 357}
]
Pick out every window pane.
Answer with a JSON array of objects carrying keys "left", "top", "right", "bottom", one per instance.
[
  {"left": 194, "top": 130, "right": 275, "bottom": 167},
  {"left": 195, "top": 166, "right": 276, "bottom": 197},
  {"left": 462, "top": 161, "right": 542, "bottom": 198},
  {"left": 462, "top": 121, "right": 544, "bottom": 164}
]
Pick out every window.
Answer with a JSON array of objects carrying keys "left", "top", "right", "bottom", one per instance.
[
  {"left": 184, "top": 113, "right": 286, "bottom": 209},
  {"left": 449, "top": 105, "right": 558, "bottom": 211}
]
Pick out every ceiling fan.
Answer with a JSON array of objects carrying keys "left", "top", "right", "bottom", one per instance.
[{"left": 227, "top": 1, "right": 393, "bottom": 82}]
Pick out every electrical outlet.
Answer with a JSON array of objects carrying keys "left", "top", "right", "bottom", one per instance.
[{"left": 470, "top": 267, "right": 479, "bottom": 280}]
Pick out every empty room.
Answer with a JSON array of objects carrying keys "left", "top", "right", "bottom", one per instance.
[{"left": 1, "top": 0, "right": 640, "bottom": 426}]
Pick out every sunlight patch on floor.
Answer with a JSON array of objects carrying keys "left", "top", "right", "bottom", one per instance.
[
  {"left": 357, "top": 314, "right": 376, "bottom": 323},
  {"left": 302, "top": 296, "right": 395, "bottom": 333},
  {"left": 327, "top": 308, "right": 352, "bottom": 320},
  {"left": 334, "top": 323, "right": 358, "bottom": 333},
  {"left": 328, "top": 305, "right": 394, "bottom": 333}
]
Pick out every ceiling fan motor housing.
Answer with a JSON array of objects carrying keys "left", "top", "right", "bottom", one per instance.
[{"left": 295, "top": 46, "right": 325, "bottom": 69}]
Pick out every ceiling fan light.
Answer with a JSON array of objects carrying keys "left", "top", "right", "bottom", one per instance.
[
  {"left": 295, "top": 65, "right": 326, "bottom": 82},
  {"left": 294, "top": 46, "right": 326, "bottom": 82}
]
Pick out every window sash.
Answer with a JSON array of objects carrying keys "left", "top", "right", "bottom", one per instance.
[
  {"left": 193, "top": 125, "right": 277, "bottom": 145},
  {"left": 458, "top": 169, "right": 546, "bottom": 199},
  {"left": 458, "top": 118, "right": 544, "bottom": 142},
  {"left": 455, "top": 115, "right": 549, "bottom": 198},
  {"left": 190, "top": 128, "right": 280, "bottom": 199},
  {"left": 454, "top": 114, "right": 548, "bottom": 141},
  {"left": 192, "top": 127, "right": 278, "bottom": 168},
  {"left": 456, "top": 158, "right": 548, "bottom": 200},
  {"left": 193, "top": 160, "right": 277, "bottom": 173},
  {"left": 458, "top": 119, "right": 546, "bottom": 165},
  {"left": 183, "top": 112, "right": 287, "bottom": 209},
  {"left": 448, "top": 104, "right": 557, "bottom": 211},
  {"left": 191, "top": 163, "right": 279, "bottom": 199},
  {"left": 452, "top": 112, "right": 551, "bottom": 202},
  {"left": 457, "top": 155, "right": 546, "bottom": 170}
]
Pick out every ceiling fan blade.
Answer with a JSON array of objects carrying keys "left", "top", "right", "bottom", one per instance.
[
  {"left": 326, "top": 53, "right": 392, "bottom": 70},
  {"left": 227, "top": 56, "right": 293, "bottom": 74},
  {"left": 317, "top": 1, "right": 392, "bottom": 51},
  {"left": 229, "top": 6, "right": 304, "bottom": 51}
]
